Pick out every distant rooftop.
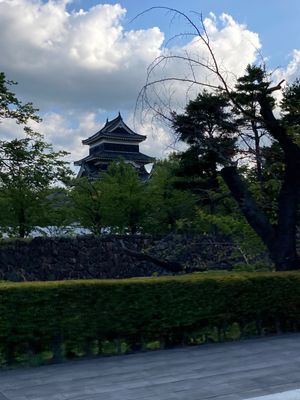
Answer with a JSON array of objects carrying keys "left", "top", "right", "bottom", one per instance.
[
  {"left": 74, "top": 112, "right": 154, "bottom": 178},
  {"left": 82, "top": 113, "right": 146, "bottom": 145},
  {"left": 75, "top": 151, "right": 153, "bottom": 166}
]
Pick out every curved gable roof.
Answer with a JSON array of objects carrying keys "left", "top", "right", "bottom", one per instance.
[{"left": 82, "top": 113, "right": 146, "bottom": 145}]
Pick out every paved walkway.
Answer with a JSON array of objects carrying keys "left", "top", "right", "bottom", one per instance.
[{"left": 1, "top": 335, "right": 300, "bottom": 400}]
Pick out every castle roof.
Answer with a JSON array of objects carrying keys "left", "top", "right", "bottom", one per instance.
[
  {"left": 74, "top": 151, "right": 153, "bottom": 167},
  {"left": 82, "top": 113, "right": 146, "bottom": 145}
]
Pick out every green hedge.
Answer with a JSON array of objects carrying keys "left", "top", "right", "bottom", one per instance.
[{"left": 1, "top": 272, "right": 300, "bottom": 367}]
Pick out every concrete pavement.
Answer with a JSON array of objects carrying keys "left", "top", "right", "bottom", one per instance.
[{"left": 1, "top": 334, "right": 300, "bottom": 400}]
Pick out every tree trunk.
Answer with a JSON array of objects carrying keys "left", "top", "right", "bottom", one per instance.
[
  {"left": 253, "top": 91, "right": 300, "bottom": 270},
  {"left": 269, "top": 236, "right": 299, "bottom": 271},
  {"left": 130, "top": 224, "right": 137, "bottom": 235},
  {"left": 129, "top": 211, "right": 138, "bottom": 234},
  {"left": 221, "top": 165, "right": 300, "bottom": 271},
  {"left": 18, "top": 207, "right": 26, "bottom": 238},
  {"left": 221, "top": 166, "right": 275, "bottom": 247},
  {"left": 270, "top": 163, "right": 300, "bottom": 270},
  {"left": 251, "top": 121, "right": 263, "bottom": 184}
]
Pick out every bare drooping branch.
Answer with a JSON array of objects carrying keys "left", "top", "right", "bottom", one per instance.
[
  {"left": 134, "top": 7, "right": 300, "bottom": 272},
  {"left": 119, "top": 240, "right": 183, "bottom": 273},
  {"left": 135, "top": 7, "right": 288, "bottom": 129},
  {"left": 132, "top": 7, "right": 204, "bottom": 38}
]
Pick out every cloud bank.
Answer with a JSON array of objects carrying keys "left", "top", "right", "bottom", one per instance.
[
  {"left": 0, "top": 1, "right": 299, "bottom": 165},
  {"left": 0, "top": 1, "right": 164, "bottom": 111}
]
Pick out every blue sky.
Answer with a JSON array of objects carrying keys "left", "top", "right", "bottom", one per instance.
[
  {"left": 0, "top": 0, "right": 299, "bottom": 164},
  {"left": 71, "top": 0, "right": 300, "bottom": 68}
]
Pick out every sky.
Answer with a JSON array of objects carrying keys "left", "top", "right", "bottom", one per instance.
[{"left": 0, "top": 0, "right": 299, "bottom": 170}]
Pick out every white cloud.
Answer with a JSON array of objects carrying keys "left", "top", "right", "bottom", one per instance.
[
  {"left": 38, "top": 113, "right": 87, "bottom": 163},
  {"left": 142, "top": 12, "right": 262, "bottom": 112},
  {"left": 0, "top": 0, "right": 164, "bottom": 111},
  {"left": 40, "top": 111, "right": 174, "bottom": 169},
  {"left": 273, "top": 49, "right": 300, "bottom": 84},
  {"left": 267, "top": 50, "right": 300, "bottom": 108},
  {"left": 1, "top": 1, "right": 298, "bottom": 164},
  {"left": 127, "top": 113, "right": 179, "bottom": 160},
  {"left": 0, "top": 118, "right": 25, "bottom": 141},
  {"left": 202, "top": 13, "right": 261, "bottom": 78},
  {"left": 0, "top": 1, "right": 262, "bottom": 115}
]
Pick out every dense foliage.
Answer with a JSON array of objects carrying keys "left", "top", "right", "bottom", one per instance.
[
  {"left": 1, "top": 69, "right": 299, "bottom": 271},
  {"left": 1, "top": 272, "right": 300, "bottom": 366},
  {"left": 0, "top": 72, "right": 40, "bottom": 125},
  {"left": 67, "top": 159, "right": 197, "bottom": 236},
  {"left": 0, "top": 134, "right": 71, "bottom": 237},
  {"left": 171, "top": 66, "right": 300, "bottom": 271},
  {"left": 0, "top": 72, "right": 72, "bottom": 237}
]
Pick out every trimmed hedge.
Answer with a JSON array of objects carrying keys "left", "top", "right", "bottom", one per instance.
[{"left": 1, "top": 272, "right": 300, "bottom": 367}]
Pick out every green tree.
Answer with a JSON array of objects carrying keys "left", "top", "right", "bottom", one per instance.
[
  {"left": 172, "top": 91, "right": 237, "bottom": 220},
  {"left": 35, "top": 187, "right": 74, "bottom": 236},
  {"left": 139, "top": 8, "right": 300, "bottom": 270},
  {"left": 0, "top": 72, "right": 40, "bottom": 125},
  {"left": 171, "top": 69, "right": 300, "bottom": 270},
  {"left": 69, "top": 177, "right": 104, "bottom": 235},
  {"left": 0, "top": 133, "right": 71, "bottom": 237},
  {"left": 100, "top": 161, "right": 147, "bottom": 234},
  {"left": 281, "top": 78, "right": 300, "bottom": 144},
  {"left": 145, "top": 158, "right": 197, "bottom": 234},
  {"left": 0, "top": 72, "right": 72, "bottom": 237},
  {"left": 233, "top": 65, "right": 275, "bottom": 183}
]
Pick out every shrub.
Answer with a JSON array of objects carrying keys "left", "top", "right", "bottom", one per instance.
[{"left": 1, "top": 272, "right": 300, "bottom": 366}]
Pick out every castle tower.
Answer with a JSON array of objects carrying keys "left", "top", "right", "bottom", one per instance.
[{"left": 74, "top": 113, "right": 154, "bottom": 179}]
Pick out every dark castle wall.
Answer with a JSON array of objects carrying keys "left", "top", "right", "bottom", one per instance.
[{"left": 0, "top": 236, "right": 167, "bottom": 282}]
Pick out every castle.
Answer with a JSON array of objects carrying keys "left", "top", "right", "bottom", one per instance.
[{"left": 74, "top": 113, "right": 153, "bottom": 179}]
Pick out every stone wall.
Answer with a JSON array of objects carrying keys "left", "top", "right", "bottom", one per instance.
[
  {"left": 0, "top": 235, "right": 167, "bottom": 282},
  {"left": 0, "top": 234, "right": 263, "bottom": 282}
]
